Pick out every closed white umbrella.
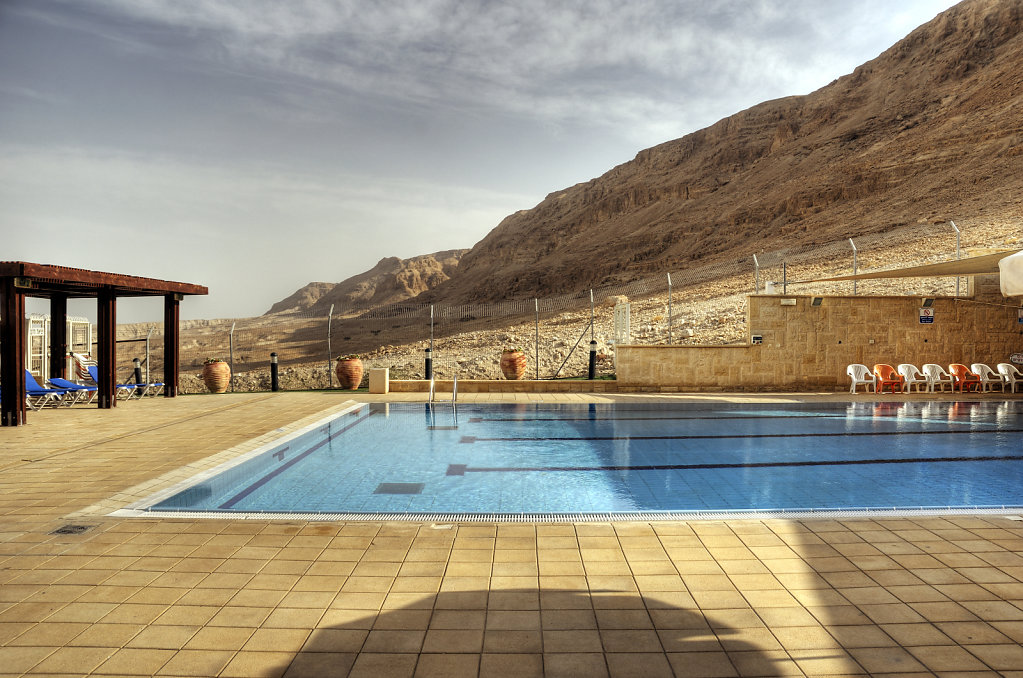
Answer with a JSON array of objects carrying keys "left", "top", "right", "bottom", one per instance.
[{"left": 999, "top": 249, "right": 1023, "bottom": 297}]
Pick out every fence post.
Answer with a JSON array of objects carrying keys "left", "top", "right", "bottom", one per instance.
[
  {"left": 950, "top": 220, "right": 961, "bottom": 296},
  {"left": 145, "top": 326, "right": 153, "bottom": 384},
  {"left": 590, "top": 290, "right": 595, "bottom": 343},
  {"left": 849, "top": 238, "right": 858, "bottom": 295},
  {"left": 534, "top": 298, "right": 539, "bottom": 380},
  {"left": 667, "top": 273, "right": 673, "bottom": 344},
  {"left": 752, "top": 255, "right": 759, "bottom": 294},
  {"left": 782, "top": 262, "right": 787, "bottom": 295},
  {"left": 229, "top": 322, "right": 235, "bottom": 392},
  {"left": 326, "top": 304, "right": 335, "bottom": 388}
]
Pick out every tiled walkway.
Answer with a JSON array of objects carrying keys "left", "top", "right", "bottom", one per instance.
[{"left": 2, "top": 391, "right": 1023, "bottom": 677}]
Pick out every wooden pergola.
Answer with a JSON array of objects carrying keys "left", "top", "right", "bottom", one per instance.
[{"left": 0, "top": 262, "right": 207, "bottom": 426}]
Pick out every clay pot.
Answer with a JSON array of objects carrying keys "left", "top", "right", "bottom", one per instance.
[
  {"left": 500, "top": 350, "right": 527, "bottom": 380},
  {"left": 336, "top": 358, "right": 364, "bottom": 390},
  {"left": 202, "top": 361, "right": 231, "bottom": 393}
]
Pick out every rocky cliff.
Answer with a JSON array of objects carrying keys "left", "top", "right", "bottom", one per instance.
[
  {"left": 419, "top": 0, "right": 1022, "bottom": 302},
  {"left": 266, "top": 249, "right": 467, "bottom": 315}
]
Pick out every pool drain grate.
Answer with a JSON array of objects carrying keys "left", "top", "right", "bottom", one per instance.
[{"left": 50, "top": 524, "right": 94, "bottom": 535}]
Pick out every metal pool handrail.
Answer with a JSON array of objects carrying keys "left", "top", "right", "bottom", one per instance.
[
  {"left": 428, "top": 376, "right": 435, "bottom": 403},
  {"left": 452, "top": 374, "right": 457, "bottom": 403}
]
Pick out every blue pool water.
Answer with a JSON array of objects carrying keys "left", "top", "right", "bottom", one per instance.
[{"left": 150, "top": 401, "right": 1023, "bottom": 516}]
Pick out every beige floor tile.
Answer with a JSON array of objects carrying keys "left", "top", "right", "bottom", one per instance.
[
  {"left": 543, "top": 629, "right": 603, "bottom": 653},
  {"left": 600, "top": 629, "right": 663, "bottom": 653},
  {"left": 966, "top": 642, "right": 1023, "bottom": 671},
  {"left": 414, "top": 653, "right": 480, "bottom": 678},
  {"left": 126, "top": 624, "right": 200, "bottom": 649},
  {"left": 544, "top": 651, "right": 610, "bottom": 678},
  {"left": 25, "top": 645, "right": 116, "bottom": 674},
  {"left": 347, "top": 652, "right": 418, "bottom": 678},
  {"left": 906, "top": 643, "right": 991, "bottom": 672},
  {"left": 935, "top": 620, "right": 1013, "bottom": 645},
  {"left": 422, "top": 628, "right": 483, "bottom": 653},
  {"left": 96, "top": 647, "right": 175, "bottom": 675},
  {"left": 480, "top": 652, "right": 543, "bottom": 678},
  {"left": 847, "top": 645, "right": 927, "bottom": 673},
  {"left": 362, "top": 629, "right": 426, "bottom": 653},
  {"left": 220, "top": 650, "right": 293, "bottom": 678},
  {"left": 605, "top": 651, "right": 673, "bottom": 678}
]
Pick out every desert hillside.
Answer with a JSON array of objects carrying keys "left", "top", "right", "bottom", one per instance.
[
  {"left": 414, "top": 0, "right": 1022, "bottom": 303},
  {"left": 266, "top": 249, "right": 466, "bottom": 316}
]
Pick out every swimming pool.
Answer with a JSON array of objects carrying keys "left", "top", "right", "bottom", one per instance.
[{"left": 135, "top": 401, "right": 1023, "bottom": 520}]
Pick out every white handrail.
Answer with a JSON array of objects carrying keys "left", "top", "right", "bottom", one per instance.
[
  {"left": 452, "top": 374, "right": 457, "bottom": 403},
  {"left": 428, "top": 376, "right": 435, "bottom": 403}
]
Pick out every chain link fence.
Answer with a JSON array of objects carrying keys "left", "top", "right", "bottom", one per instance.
[{"left": 107, "top": 218, "right": 1018, "bottom": 391}]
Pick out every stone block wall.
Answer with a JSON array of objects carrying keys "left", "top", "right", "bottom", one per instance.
[{"left": 618, "top": 275, "right": 1022, "bottom": 391}]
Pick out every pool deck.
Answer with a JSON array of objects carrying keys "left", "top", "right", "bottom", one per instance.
[{"left": 3, "top": 390, "right": 1023, "bottom": 677}]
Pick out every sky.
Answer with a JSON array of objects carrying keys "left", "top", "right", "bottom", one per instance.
[{"left": 1, "top": 0, "right": 961, "bottom": 323}]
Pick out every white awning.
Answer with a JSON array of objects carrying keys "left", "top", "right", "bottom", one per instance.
[
  {"left": 810, "top": 250, "right": 1022, "bottom": 284},
  {"left": 999, "top": 250, "right": 1023, "bottom": 296}
]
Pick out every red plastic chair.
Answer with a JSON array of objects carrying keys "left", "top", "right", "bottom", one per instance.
[
  {"left": 873, "top": 364, "right": 905, "bottom": 394},
  {"left": 949, "top": 364, "right": 981, "bottom": 393}
]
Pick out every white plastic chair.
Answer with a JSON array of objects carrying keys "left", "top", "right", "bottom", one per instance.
[
  {"left": 998, "top": 363, "right": 1023, "bottom": 393},
  {"left": 897, "top": 364, "right": 928, "bottom": 393},
  {"left": 970, "top": 363, "right": 1003, "bottom": 393},
  {"left": 922, "top": 364, "right": 954, "bottom": 392},
  {"left": 847, "top": 364, "right": 875, "bottom": 393}
]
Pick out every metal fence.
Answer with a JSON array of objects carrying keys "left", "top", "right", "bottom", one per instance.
[{"left": 106, "top": 217, "right": 1018, "bottom": 391}]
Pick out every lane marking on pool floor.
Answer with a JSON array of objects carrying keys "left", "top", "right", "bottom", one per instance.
[
  {"left": 458, "top": 428, "right": 1023, "bottom": 444},
  {"left": 445, "top": 453, "right": 1023, "bottom": 476}
]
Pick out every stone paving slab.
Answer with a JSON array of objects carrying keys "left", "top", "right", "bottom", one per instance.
[{"left": 1, "top": 391, "right": 1022, "bottom": 677}]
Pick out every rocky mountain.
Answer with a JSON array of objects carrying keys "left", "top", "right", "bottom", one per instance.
[
  {"left": 266, "top": 249, "right": 467, "bottom": 315},
  {"left": 417, "top": 0, "right": 1022, "bottom": 303}
]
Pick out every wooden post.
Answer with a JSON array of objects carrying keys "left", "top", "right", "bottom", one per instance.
[
  {"left": 97, "top": 289, "right": 117, "bottom": 408},
  {"left": 0, "top": 279, "right": 27, "bottom": 426},
  {"left": 163, "top": 293, "right": 180, "bottom": 397},
  {"left": 49, "top": 294, "right": 68, "bottom": 381}
]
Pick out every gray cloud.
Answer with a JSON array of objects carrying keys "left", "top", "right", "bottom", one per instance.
[{"left": 41, "top": 0, "right": 959, "bottom": 142}]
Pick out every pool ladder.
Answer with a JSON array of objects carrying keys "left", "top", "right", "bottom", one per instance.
[{"left": 428, "top": 373, "right": 457, "bottom": 404}]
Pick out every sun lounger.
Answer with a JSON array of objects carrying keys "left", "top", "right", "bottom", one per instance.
[
  {"left": 48, "top": 377, "right": 98, "bottom": 404},
  {"left": 85, "top": 365, "right": 141, "bottom": 400},
  {"left": 24, "top": 370, "right": 70, "bottom": 408}
]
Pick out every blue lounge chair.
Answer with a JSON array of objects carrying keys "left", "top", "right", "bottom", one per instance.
[
  {"left": 24, "top": 370, "right": 70, "bottom": 408},
  {"left": 48, "top": 377, "right": 98, "bottom": 405},
  {"left": 86, "top": 365, "right": 140, "bottom": 400}
]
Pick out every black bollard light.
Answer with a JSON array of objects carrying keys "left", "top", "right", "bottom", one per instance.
[
  {"left": 132, "top": 358, "right": 143, "bottom": 385},
  {"left": 424, "top": 348, "right": 433, "bottom": 380},
  {"left": 588, "top": 340, "right": 597, "bottom": 380},
  {"left": 270, "top": 352, "right": 279, "bottom": 392}
]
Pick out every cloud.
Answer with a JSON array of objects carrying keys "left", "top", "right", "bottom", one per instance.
[
  {"left": 47, "top": 0, "right": 958, "bottom": 145},
  {"left": 0, "top": 144, "right": 533, "bottom": 320}
]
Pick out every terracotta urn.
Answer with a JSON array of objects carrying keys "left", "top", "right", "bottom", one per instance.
[
  {"left": 336, "top": 357, "right": 364, "bottom": 390},
  {"left": 500, "top": 350, "right": 527, "bottom": 380},
  {"left": 202, "top": 361, "right": 231, "bottom": 393}
]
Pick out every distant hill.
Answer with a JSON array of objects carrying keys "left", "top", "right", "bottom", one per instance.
[
  {"left": 416, "top": 0, "right": 1022, "bottom": 302},
  {"left": 265, "top": 249, "right": 467, "bottom": 315}
]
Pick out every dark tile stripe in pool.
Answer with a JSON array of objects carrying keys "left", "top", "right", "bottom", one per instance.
[
  {"left": 445, "top": 454, "right": 1023, "bottom": 476},
  {"left": 218, "top": 410, "right": 377, "bottom": 509},
  {"left": 459, "top": 428, "right": 1023, "bottom": 443}
]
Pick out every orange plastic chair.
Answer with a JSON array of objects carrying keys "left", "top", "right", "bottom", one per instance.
[
  {"left": 949, "top": 364, "right": 981, "bottom": 393},
  {"left": 873, "top": 364, "right": 905, "bottom": 394}
]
